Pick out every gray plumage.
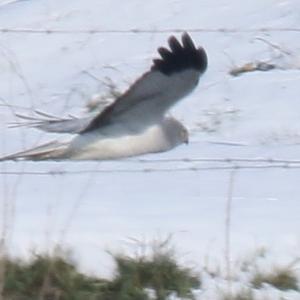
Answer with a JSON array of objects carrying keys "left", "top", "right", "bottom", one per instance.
[{"left": 1, "top": 32, "right": 207, "bottom": 161}]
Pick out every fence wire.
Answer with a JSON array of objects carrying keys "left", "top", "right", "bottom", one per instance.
[
  {"left": 0, "top": 27, "right": 300, "bottom": 35},
  {"left": 1, "top": 157, "right": 300, "bottom": 175}
]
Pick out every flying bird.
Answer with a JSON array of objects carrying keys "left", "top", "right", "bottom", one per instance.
[{"left": 2, "top": 32, "right": 207, "bottom": 161}]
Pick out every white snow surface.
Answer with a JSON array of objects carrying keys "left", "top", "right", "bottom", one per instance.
[{"left": 1, "top": 0, "right": 300, "bottom": 298}]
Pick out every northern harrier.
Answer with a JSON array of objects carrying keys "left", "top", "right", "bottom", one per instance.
[{"left": 2, "top": 33, "right": 207, "bottom": 161}]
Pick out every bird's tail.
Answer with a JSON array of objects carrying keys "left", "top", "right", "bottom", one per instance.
[{"left": 0, "top": 140, "right": 70, "bottom": 161}]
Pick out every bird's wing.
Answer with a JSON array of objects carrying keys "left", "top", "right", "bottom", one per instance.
[
  {"left": 81, "top": 32, "right": 207, "bottom": 134},
  {"left": 10, "top": 111, "right": 95, "bottom": 134},
  {"left": 35, "top": 116, "right": 93, "bottom": 133}
]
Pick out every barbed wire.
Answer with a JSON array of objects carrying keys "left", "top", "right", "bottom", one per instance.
[
  {"left": 1, "top": 158, "right": 300, "bottom": 175},
  {"left": 0, "top": 27, "right": 300, "bottom": 35},
  {"left": 130, "top": 157, "right": 300, "bottom": 164}
]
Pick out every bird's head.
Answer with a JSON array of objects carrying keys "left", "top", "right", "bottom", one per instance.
[{"left": 162, "top": 117, "right": 189, "bottom": 148}]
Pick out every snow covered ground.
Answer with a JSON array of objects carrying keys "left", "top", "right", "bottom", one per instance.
[{"left": 0, "top": 0, "right": 300, "bottom": 298}]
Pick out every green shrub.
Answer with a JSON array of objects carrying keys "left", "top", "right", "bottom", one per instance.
[
  {"left": 108, "top": 250, "right": 200, "bottom": 300},
  {"left": 251, "top": 268, "right": 299, "bottom": 291},
  {"left": 0, "top": 241, "right": 200, "bottom": 300},
  {"left": 2, "top": 252, "right": 107, "bottom": 300}
]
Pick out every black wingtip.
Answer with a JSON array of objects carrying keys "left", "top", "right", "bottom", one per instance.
[{"left": 151, "top": 32, "right": 208, "bottom": 75}]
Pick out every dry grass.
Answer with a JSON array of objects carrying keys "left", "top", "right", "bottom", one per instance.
[{"left": 222, "top": 288, "right": 255, "bottom": 300}]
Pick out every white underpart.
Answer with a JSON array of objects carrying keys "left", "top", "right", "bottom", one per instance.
[{"left": 67, "top": 122, "right": 175, "bottom": 160}]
